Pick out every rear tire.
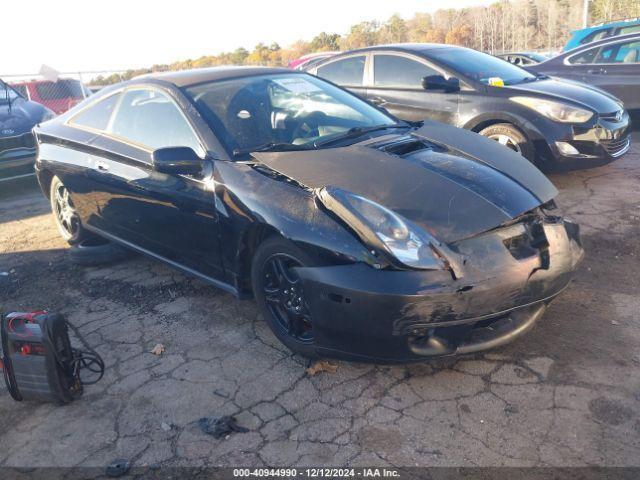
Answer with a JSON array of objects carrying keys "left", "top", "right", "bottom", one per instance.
[
  {"left": 251, "top": 236, "right": 319, "bottom": 358},
  {"left": 50, "top": 176, "right": 92, "bottom": 245},
  {"left": 479, "top": 123, "right": 535, "bottom": 162}
]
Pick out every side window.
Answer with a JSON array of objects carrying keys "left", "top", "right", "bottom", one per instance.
[
  {"left": 109, "top": 89, "right": 201, "bottom": 152},
  {"left": 619, "top": 25, "right": 640, "bottom": 35},
  {"left": 594, "top": 40, "right": 640, "bottom": 64},
  {"left": 70, "top": 93, "right": 121, "bottom": 131},
  {"left": 373, "top": 55, "right": 439, "bottom": 88},
  {"left": 580, "top": 28, "right": 611, "bottom": 45},
  {"left": 568, "top": 47, "right": 599, "bottom": 64},
  {"left": 316, "top": 56, "right": 366, "bottom": 86}
]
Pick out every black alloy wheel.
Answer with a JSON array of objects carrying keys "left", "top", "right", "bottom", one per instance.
[
  {"left": 251, "top": 237, "right": 318, "bottom": 357},
  {"left": 262, "top": 253, "right": 314, "bottom": 343}
]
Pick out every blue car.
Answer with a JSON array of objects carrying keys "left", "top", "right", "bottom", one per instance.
[
  {"left": 564, "top": 18, "right": 640, "bottom": 51},
  {"left": 0, "top": 79, "right": 55, "bottom": 182}
]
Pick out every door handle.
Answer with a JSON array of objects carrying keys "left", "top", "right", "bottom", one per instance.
[
  {"left": 96, "top": 160, "right": 110, "bottom": 172},
  {"left": 587, "top": 68, "right": 606, "bottom": 74},
  {"left": 369, "top": 96, "right": 387, "bottom": 106}
]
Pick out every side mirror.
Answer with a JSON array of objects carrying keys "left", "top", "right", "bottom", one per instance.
[
  {"left": 421, "top": 75, "right": 460, "bottom": 92},
  {"left": 152, "top": 147, "right": 204, "bottom": 175}
]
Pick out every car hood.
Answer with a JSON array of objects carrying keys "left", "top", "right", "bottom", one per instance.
[
  {"left": 505, "top": 77, "right": 622, "bottom": 113},
  {"left": 253, "top": 121, "right": 557, "bottom": 243},
  {"left": 0, "top": 98, "right": 43, "bottom": 136}
]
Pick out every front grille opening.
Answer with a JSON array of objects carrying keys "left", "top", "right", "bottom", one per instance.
[
  {"left": 503, "top": 220, "right": 549, "bottom": 262},
  {"left": 601, "top": 136, "right": 630, "bottom": 157},
  {"left": 503, "top": 233, "right": 537, "bottom": 260},
  {"left": 600, "top": 110, "right": 623, "bottom": 122}
]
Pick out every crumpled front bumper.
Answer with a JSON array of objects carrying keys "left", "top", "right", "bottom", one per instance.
[{"left": 296, "top": 217, "right": 584, "bottom": 362}]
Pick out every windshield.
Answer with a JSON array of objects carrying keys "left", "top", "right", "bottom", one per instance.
[
  {"left": 428, "top": 48, "right": 538, "bottom": 86},
  {"left": 0, "top": 79, "right": 21, "bottom": 103},
  {"left": 185, "top": 73, "right": 396, "bottom": 155}
]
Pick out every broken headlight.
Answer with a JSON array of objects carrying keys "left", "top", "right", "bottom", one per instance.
[{"left": 317, "top": 186, "right": 446, "bottom": 270}]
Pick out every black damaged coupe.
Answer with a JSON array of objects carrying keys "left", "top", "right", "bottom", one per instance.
[{"left": 34, "top": 67, "right": 584, "bottom": 362}]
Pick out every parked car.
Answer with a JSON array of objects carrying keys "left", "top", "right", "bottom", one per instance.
[
  {"left": 34, "top": 67, "right": 583, "bottom": 361},
  {"left": 564, "top": 18, "right": 640, "bottom": 51},
  {"left": 527, "top": 33, "right": 640, "bottom": 123},
  {"left": 11, "top": 78, "right": 90, "bottom": 115},
  {"left": 1, "top": 79, "right": 55, "bottom": 182},
  {"left": 307, "top": 44, "right": 631, "bottom": 169},
  {"left": 288, "top": 52, "right": 339, "bottom": 70},
  {"left": 496, "top": 52, "right": 550, "bottom": 65}
]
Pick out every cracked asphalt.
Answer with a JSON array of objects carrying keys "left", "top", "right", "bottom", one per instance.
[{"left": 1, "top": 134, "right": 639, "bottom": 469}]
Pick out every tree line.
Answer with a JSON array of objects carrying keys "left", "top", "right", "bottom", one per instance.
[{"left": 91, "top": 0, "right": 639, "bottom": 85}]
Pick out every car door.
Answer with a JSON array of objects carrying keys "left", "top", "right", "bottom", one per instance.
[
  {"left": 588, "top": 39, "right": 640, "bottom": 111},
  {"left": 313, "top": 54, "right": 368, "bottom": 100},
  {"left": 85, "top": 87, "right": 224, "bottom": 279},
  {"left": 364, "top": 52, "right": 459, "bottom": 124},
  {"left": 545, "top": 44, "right": 602, "bottom": 84}
]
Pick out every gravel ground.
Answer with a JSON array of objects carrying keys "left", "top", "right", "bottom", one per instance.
[{"left": 0, "top": 135, "right": 639, "bottom": 470}]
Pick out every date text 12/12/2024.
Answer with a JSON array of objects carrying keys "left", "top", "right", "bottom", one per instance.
[{"left": 233, "top": 469, "right": 400, "bottom": 477}]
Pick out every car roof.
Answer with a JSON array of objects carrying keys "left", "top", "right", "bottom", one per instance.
[
  {"left": 337, "top": 43, "right": 457, "bottom": 55},
  {"left": 572, "top": 18, "right": 640, "bottom": 35},
  {"left": 134, "top": 66, "right": 295, "bottom": 87},
  {"left": 306, "top": 44, "right": 466, "bottom": 68}
]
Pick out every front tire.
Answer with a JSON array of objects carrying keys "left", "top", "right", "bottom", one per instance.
[
  {"left": 50, "top": 176, "right": 91, "bottom": 245},
  {"left": 479, "top": 123, "right": 535, "bottom": 162},
  {"left": 251, "top": 237, "right": 318, "bottom": 358}
]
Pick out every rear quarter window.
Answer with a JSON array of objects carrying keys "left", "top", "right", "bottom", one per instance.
[
  {"left": 69, "top": 93, "right": 121, "bottom": 131},
  {"left": 568, "top": 47, "right": 599, "bottom": 64},
  {"left": 579, "top": 28, "right": 612, "bottom": 45}
]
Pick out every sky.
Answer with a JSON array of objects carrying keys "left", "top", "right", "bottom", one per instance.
[{"left": 3, "top": 0, "right": 493, "bottom": 76}]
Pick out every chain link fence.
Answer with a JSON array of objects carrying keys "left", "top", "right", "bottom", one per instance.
[{"left": 1, "top": 71, "right": 128, "bottom": 115}]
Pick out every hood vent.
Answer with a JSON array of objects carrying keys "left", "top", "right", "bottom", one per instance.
[{"left": 370, "top": 135, "right": 445, "bottom": 157}]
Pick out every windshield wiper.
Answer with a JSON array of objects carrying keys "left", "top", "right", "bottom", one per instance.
[
  {"left": 232, "top": 142, "right": 314, "bottom": 158},
  {"left": 314, "top": 123, "right": 410, "bottom": 147}
]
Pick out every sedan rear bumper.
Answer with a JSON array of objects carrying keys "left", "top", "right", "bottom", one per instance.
[{"left": 296, "top": 217, "right": 584, "bottom": 362}]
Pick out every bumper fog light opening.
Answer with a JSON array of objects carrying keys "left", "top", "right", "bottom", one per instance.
[{"left": 555, "top": 141, "right": 580, "bottom": 156}]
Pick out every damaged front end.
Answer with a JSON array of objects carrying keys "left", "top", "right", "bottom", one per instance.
[
  {"left": 295, "top": 205, "right": 583, "bottom": 362},
  {"left": 250, "top": 129, "right": 583, "bottom": 361}
]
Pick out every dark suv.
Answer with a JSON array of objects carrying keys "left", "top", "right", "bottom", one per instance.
[
  {"left": 307, "top": 44, "right": 631, "bottom": 169},
  {"left": 1, "top": 79, "right": 55, "bottom": 182}
]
